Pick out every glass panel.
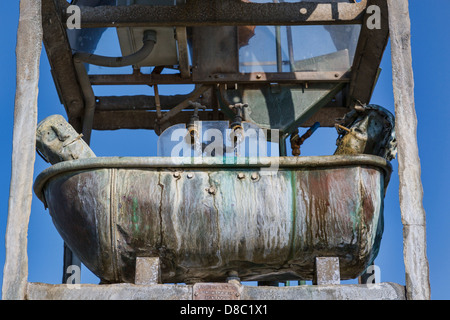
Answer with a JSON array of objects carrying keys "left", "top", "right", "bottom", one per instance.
[{"left": 239, "top": 24, "right": 361, "bottom": 73}]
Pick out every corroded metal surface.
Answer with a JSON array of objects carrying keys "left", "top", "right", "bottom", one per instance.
[{"left": 34, "top": 155, "right": 391, "bottom": 284}]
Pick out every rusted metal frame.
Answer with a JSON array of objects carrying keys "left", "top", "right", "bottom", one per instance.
[
  {"left": 74, "top": 59, "right": 96, "bottom": 145},
  {"left": 91, "top": 109, "right": 218, "bottom": 132},
  {"left": 65, "top": 0, "right": 368, "bottom": 28},
  {"left": 95, "top": 94, "right": 203, "bottom": 112},
  {"left": 90, "top": 106, "right": 349, "bottom": 131},
  {"left": 347, "top": 0, "right": 389, "bottom": 107},
  {"left": 175, "top": 27, "right": 191, "bottom": 79},
  {"left": 89, "top": 73, "right": 192, "bottom": 86},
  {"left": 89, "top": 71, "right": 351, "bottom": 86},
  {"left": 209, "top": 71, "right": 351, "bottom": 83},
  {"left": 42, "top": 0, "right": 85, "bottom": 132}
]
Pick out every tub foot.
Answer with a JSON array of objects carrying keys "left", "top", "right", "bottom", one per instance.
[
  {"left": 134, "top": 257, "right": 161, "bottom": 285},
  {"left": 313, "top": 257, "right": 340, "bottom": 285}
]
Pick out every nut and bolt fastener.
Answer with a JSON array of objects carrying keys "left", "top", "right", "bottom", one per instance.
[{"left": 251, "top": 172, "right": 259, "bottom": 181}]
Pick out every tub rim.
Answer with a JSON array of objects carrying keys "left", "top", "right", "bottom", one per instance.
[{"left": 33, "top": 154, "right": 392, "bottom": 203}]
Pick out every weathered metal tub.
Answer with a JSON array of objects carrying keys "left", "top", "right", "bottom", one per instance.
[{"left": 33, "top": 155, "right": 391, "bottom": 284}]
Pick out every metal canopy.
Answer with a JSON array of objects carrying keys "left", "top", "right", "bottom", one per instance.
[{"left": 42, "top": 0, "right": 389, "bottom": 136}]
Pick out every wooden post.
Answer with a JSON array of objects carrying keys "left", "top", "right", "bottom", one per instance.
[
  {"left": 2, "top": 0, "right": 42, "bottom": 300},
  {"left": 387, "top": 0, "right": 431, "bottom": 300}
]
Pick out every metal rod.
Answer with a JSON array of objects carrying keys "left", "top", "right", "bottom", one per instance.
[
  {"left": 279, "top": 0, "right": 295, "bottom": 72},
  {"left": 74, "top": 60, "right": 96, "bottom": 145}
]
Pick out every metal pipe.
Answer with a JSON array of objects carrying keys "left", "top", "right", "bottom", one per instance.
[{"left": 73, "top": 30, "right": 157, "bottom": 68}]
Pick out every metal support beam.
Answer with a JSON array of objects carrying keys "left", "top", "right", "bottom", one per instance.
[
  {"left": 63, "top": 0, "right": 368, "bottom": 29},
  {"left": 387, "top": 0, "right": 431, "bottom": 300},
  {"left": 42, "top": 0, "right": 85, "bottom": 132},
  {"left": 348, "top": 0, "right": 389, "bottom": 107},
  {"left": 2, "top": 0, "right": 42, "bottom": 300}
]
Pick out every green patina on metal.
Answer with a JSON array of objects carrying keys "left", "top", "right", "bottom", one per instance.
[
  {"left": 132, "top": 197, "right": 140, "bottom": 234},
  {"left": 288, "top": 170, "right": 297, "bottom": 263}
]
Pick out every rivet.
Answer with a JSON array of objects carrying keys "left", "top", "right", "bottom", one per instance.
[
  {"left": 237, "top": 173, "right": 245, "bottom": 180},
  {"left": 207, "top": 187, "right": 216, "bottom": 195},
  {"left": 173, "top": 172, "right": 181, "bottom": 179},
  {"left": 300, "top": 8, "right": 308, "bottom": 14},
  {"left": 187, "top": 172, "right": 194, "bottom": 179},
  {"left": 251, "top": 172, "right": 260, "bottom": 181},
  {"left": 256, "top": 74, "right": 262, "bottom": 79},
  {"left": 335, "top": 73, "right": 340, "bottom": 78}
]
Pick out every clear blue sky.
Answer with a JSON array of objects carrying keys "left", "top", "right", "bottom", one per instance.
[{"left": 1, "top": 1, "right": 449, "bottom": 299}]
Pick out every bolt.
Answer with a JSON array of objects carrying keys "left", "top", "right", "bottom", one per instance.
[
  {"left": 187, "top": 172, "right": 194, "bottom": 179},
  {"left": 235, "top": 293, "right": 240, "bottom": 297},
  {"left": 256, "top": 74, "right": 262, "bottom": 79},
  {"left": 251, "top": 172, "right": 259, "bottom": 181},
  {"left": 335, "top": 73, "right": 340, "bottom": 78},
  {"left": 173, "top": 172, "right": 181, "bottom": 179},
  {"left": 300, "top": 7, "right": 308, "bottom": 14},
  {"left": 237, "top": 173, "right": 245, "bottom": 180}
]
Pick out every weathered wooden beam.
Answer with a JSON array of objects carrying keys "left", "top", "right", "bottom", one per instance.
[
  {"left": 387, "top": 0, "right": 431, "bottom": 300},
  {"left": 64, "top": 0, "right": 368, "bottom": 29},
  {"left": 347, "top": 0, "right": 389, "bottom": 107},
  {"left": 2, "top": 0, "right": 42, "bottom": 300}
]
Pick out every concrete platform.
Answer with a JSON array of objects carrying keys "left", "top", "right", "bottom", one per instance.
[{"left": 26, "top": 282, "right": 406, "bottom": 300}]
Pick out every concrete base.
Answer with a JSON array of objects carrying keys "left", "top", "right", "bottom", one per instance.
[{"left": 26, "top": 282, "right": 406, "bottom": 300}]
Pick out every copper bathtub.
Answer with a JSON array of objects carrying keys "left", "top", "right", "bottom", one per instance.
[{"left": 33, "top": 155, "right": 391, "bottom": 284}]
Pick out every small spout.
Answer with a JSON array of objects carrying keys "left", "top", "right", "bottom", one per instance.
[
  {"left": 229, "top": 103, "right": 248, "bottom": 131},
  {"left": 290, "top": 122, "right": 320, "bottom": 156},
  {"left": 186, "top": 101, "right": 206, "bottom": 143}
]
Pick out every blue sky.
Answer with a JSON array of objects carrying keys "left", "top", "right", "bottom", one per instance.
[{"left": 1, "top": 1, "right": 449, "bottom": 299}]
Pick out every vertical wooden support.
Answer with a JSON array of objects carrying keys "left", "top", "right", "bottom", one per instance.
[
  {"left": 2, "top": 0, "right": 42, "bottom": 300},
  {"left": 387, "top": 0, "right": 431, "bottom": 300}
]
